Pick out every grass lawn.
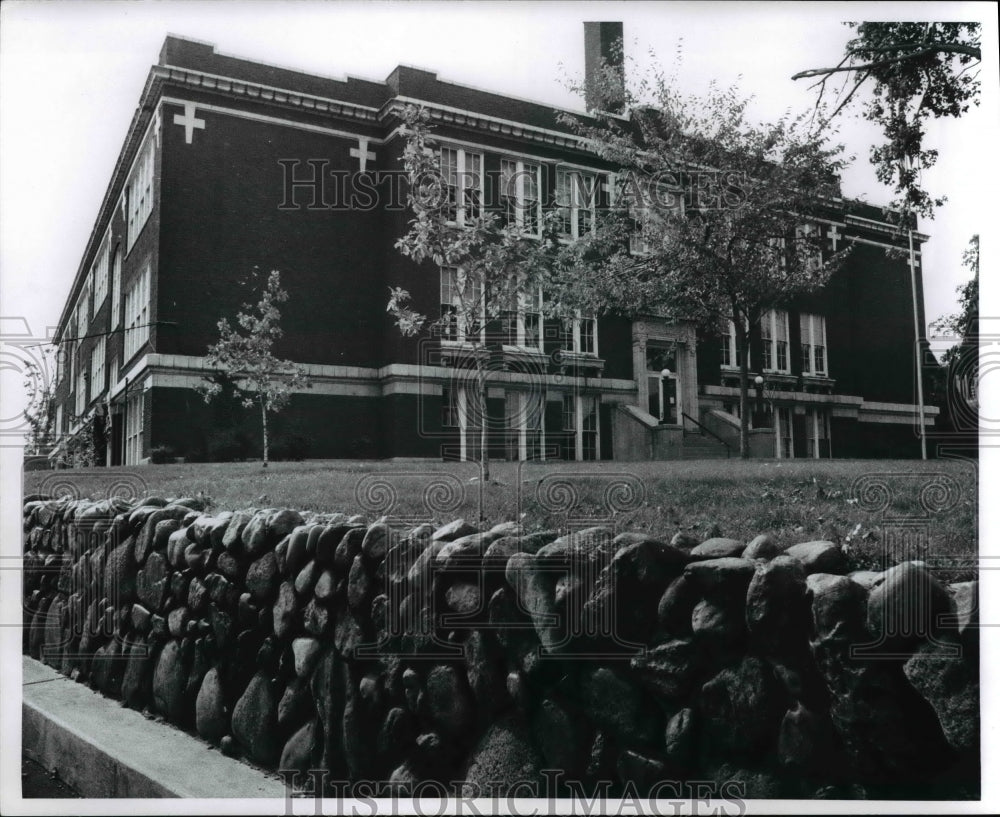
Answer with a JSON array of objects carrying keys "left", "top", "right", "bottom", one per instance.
[{"left": 24, "top": 458, "right": 977, "bottom": 579}]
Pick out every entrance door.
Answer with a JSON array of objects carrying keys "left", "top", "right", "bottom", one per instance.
[{"left": 645, "top": 346, "right": 680, "bottom": 424}]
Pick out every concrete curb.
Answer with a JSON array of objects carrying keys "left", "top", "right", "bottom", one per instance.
[{"left": 22, "top": 656, "right": 287, "bottom": 798}]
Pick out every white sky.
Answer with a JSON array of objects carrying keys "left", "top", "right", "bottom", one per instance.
[{"left": 0, "top": 0, "right": 996, "bottom": 378}]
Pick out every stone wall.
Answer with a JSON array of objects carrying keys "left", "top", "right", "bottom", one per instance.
[{"left": 21, "top": 494, "right": 979, "bottom": 800}]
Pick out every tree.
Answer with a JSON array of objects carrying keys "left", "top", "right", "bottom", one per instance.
[
  {"left": 22, "top": 345, "right": 57, "bottom": 455},
  {"left": 389, "top": 106, "right": 555, "bottom": 480},
  {"left": 793, "top": 22, "right": 981, "bottom": 221},
  {"left": 553, "top": 57, "right": 853, "bottom": 457},
  {"left": 200, "top": 269, "right": 309, "bottom": 466},
  {"left": 931, "top": 234, "right": 979, "bottom": 364}
]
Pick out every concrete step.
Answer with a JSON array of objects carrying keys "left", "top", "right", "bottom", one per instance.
[
  {"left": 19, "top": 656, "right": 286, "bottom": 800},
  {"left": 682, "top": 432, "right": 730, "bottom": 459}
]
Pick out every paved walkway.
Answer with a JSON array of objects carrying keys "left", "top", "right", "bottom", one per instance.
[{"left": 21, "top": 656, "right": 287, "bottom": 799}]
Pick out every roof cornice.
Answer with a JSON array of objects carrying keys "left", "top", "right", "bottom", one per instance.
[{"left": 154, "top": 64, "right": 381, "bottom": 123}]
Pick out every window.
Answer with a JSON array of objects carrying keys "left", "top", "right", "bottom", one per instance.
[
  {"left": 442, "top": 386, "right": 458, "bottom": 428},
  {"left": 125, "top": 390, "right": 144, "bottom": 465},
  {"left": 440, "top": 147, "right": 482, "bottom": 225},
  {"left": 55, "top": 405, "right": 63, "bottom": 438},
  {"left": 806, "top": 408, "right": 831, "bottom": 458},
  {"left": 439, "top": 266, "right": 482, "bottom": 343},
  {"left": 76, "top": 288, "right": 90, "bottom": 339},
  {"left": 760, "top": 309, "right": 790, "bottom": 373},
  {"left": 75, "top": 357, "right": 87, "bottom": 417},
  {"left": 501, "top": 287, "right": 544, "bottom": 350},
  {"left": 567, "top": 312, "right": 597, "bottom": 356},
  {"left": 108, "top": 355, "right": 119, "bottom": 390},
  {"left": 800, "top": 313, "right": 828, "bottom": 376},
  {"left": 776, "top": 406, "right": 794, "bottom": 459},
  {"left": 124, "top": 264, "right": 151, "bottom": 361},
  {"left": 127, "top": 136, "right": 155, "bottom": 251},
  {"left": 555, "top": 168, "right": 596, "bottom": 239},
  {"left": 92, "top": 234, "right": 109, "bottom": 310},
  {"left": 581, "top": 395, "right": 599, "bottom": 461},
  {"left": 110, "top": 247, "right": 122, "bottom": 327},
  {"left": 721, "top": 319, "right": 745, "bottom": 368},
  {"left": 562, "top": 393, "right": 576, "bottom": 432},
  {"left": 90, "top": 338, "right": 106, "bottom": 401},
  {"left": 500, "top": 159, "right": 541, "bottom": 235},
  {"left": 55, "top": 345, "right": 66, "bottom": 386}
]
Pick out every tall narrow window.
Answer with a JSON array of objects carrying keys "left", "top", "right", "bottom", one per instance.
[
  {"left": 555, "top": 168, "right": 596, "bottom": 239},
  {"left": 90, "top": 338, "right": 106, "bottom": 401},
  {"left": 440, "top": 266, "right": 459, "bottom": 341},
  {"left": 127, "top": 135, "right": 156, "bottom": 252},
  {"left": 581, "top": 395, "right": 599, "bottom": 461},
  {"left": 110, "top": 246, "right": 122, "bottom": 327},
  {"left": 499, "top": 159, "right": 541, "bottom": 235},
  {"left": 439, "top": 266, "right": 483, "bottom": 343},
  {"left": 760, "top": 309, "right": 790, "bottom": 373},
  {"left": 441, "top": 386, "right": 458, "bottom": 428},
  {"left": 577, "top": 315, "right": 597, "bottom": 355},
  {"left": 125, "top": 390, "right": 144, "bottom": 465},
  {"left": 799, "top": 313, "right": 828, "bottom": 376},
  {"left": 124, "top": 264, "right": 151, "bottom": 361},
  {"left": 75, "top": 354, "right": 87, "bottom": 417},
  {"left": 440, "top": 147, "right": 482, "bottom": 225},
  {"left": 92, "top": 233, "right": 109, "bottom": 310},
  {"left": 76, "top": 287, "right": 90, "bottom": 339}
]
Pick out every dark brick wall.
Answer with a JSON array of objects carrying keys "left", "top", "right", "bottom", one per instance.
[{"left": 156, "top": 99, "right": 387, "bottom": 368}]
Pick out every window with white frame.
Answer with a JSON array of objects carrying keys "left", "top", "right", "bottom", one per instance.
[
  {"left": 562, "top": 393, "right": 576, "bottom": 433},
  {"left": 110, "top": 246, "right": 122, "bottom": 327},
  {"left": 501, "top": 287, "right": 544, "bottom": 349},
  {"left": 800, "top": 313, "right": 827, "bottom": 375},
  {"left": 92, "top": 235, "right": 109, "bottom": 310},
  {"left": 125, "top": 390, "right": 144, "bottom": 465},
  {"left": 555, "top": 168, "right": 596, "bottom": 239},
  {"left": 721, "top": 319, "right": 745, "bottom": 369},
  {"left": 127, "top": 136, "right": 156, "bottom": 252},
  {"left": 441, "top": 386, "right": 459, "bottom": 428},
  {"left": 55, "top": 345, "right": 66, "bottom": 386},
  {"left": 581, "top": 395, "right": 599, "bottom": 460},
  {"left": 124, "top": 264, "right": 151, "bottom": 361},
  {"left": 75, "top": 356, "right": 87, "bottom": 417},
  {"left": 108, "top": 354, "right": 119, "bottom": 391},
  {"left": 760, "top": 309, "right": 790, "bottom": 373},
  {"left": 55, "top": 404, "right": 64, "bottom": 438},
  {"left": 90, "top": 338, "right": 106, "bottom": 402},
  {"left": 439, "top": 266, "right": 483, "bottom": 343},
  {"left": 504, "top": 390, "right": 544, "bottom": 461},
  {"left": 76, "top": 287, "right": 90, "bottom": 339},
  {"left": 440, "top": 147, "right": 482, "bottom": 225},
  {"left": 567, "top": 312, "right": 597, "bottom": 356},
  {"left": 499, "top": 159, "right": 541, "bottom": 235},
  {"left": 806, "top": 407, "right": 831, "bottom": 458}
]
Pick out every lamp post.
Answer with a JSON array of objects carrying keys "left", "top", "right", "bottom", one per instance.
[
  {"left": 753, "top": 375, "right": 765, "bottom": 428},
  {"left": 660, "top": 368, "right": 673, "bottom": 424}
]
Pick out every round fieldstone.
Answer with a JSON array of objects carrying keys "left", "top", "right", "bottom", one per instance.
[
  {"left": 231, "top": 671, "right": 280, "bottom": 766},
  {"left": 195, "top": 666, "right": 228, "bottom": 743},
  {"left": 742, "top": 533, "right": 781, "bottom": 561},
  {"left": 690, "top": 537, "right": 744, "bottom": 559},
  {"left": 867, "top": 561, "right": 951, "bottom": 656},
  {"left": 785, "top": 541, "right": 847, "bottom": 575},
  {"left": 246, "top": 551, "right": 279, "bottom": 603},
  {"left": 152, "top": 639, "right": 189, "bottom": 722}
]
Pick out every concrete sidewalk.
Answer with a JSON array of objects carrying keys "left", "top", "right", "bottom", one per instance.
[{"left": 22, "top": 656, "right": 287, "bottom": 798}]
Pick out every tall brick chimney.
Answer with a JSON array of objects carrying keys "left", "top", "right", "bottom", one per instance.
[{"left": 584, "top": 21, "right": 625, "bottom": 113}]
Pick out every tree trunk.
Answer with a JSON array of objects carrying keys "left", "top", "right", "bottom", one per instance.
[
  {"left": 475, "top": 353, "right": 490, "bottom": 483},
  {"left": 260, "top": 397, "right": 269, "bottom": 468}
]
